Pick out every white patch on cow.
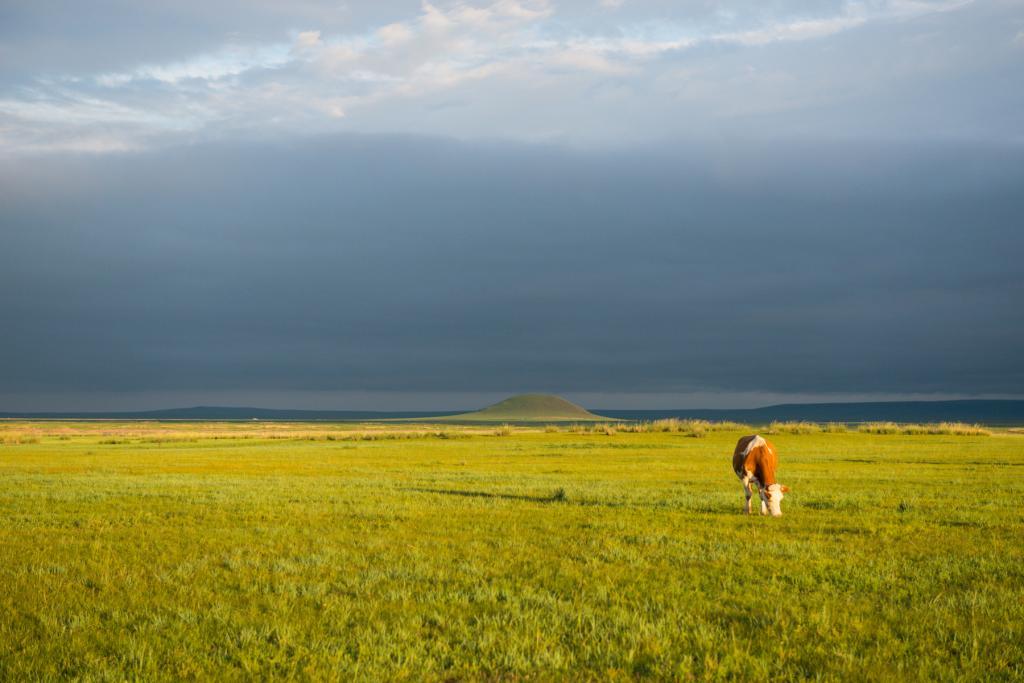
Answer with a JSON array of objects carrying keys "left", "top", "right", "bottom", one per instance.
[{"left": 741, "top": 435, "right": 767, "bottom": 456}]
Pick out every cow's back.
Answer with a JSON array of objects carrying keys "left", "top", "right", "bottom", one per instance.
[
  {"left": 732, "top": 435, "right": 761, "bottom": 474},
  {"left": 733, "top": 434, "right": 778, "bottom": 485}
]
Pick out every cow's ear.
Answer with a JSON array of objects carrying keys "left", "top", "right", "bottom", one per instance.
[{"left": 780, "top": 485, "right": 790, "bottom": 493}]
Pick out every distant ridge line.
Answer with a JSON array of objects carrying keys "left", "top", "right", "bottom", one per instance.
[
  {"left": 1, "top": 399, "right": 1023, "bottom": 424},
  {"left": 0, "top": 406, "right": 463, "bottom": 421},
  {"left": 597, "top": 399, "right": 1024, "bottom": 426}
]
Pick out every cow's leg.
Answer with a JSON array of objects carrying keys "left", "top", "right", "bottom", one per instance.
[
  {"left": 759, "top": 488, "right": 769, "bottom": 515},
  {"left": 739, "top": 472, "right": 754, "bottom": 514}
]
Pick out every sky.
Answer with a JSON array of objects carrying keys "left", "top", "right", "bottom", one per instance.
[{"left": 1, "top": 0, "right": 1022, "bottom": 411}]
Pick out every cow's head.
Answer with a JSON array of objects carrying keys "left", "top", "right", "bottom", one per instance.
[{"left": 764, "top": 484, "right": 790, "bottom": 517}]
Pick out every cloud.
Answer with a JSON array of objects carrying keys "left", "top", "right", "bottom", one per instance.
[
  {"left": 376, "top": 22, "right": 413, "bottom": 46},
  {"left": 295, "top": 30, "right": 322, "bottom": 49},
  {"left": 716, "top": 15, "right": 867, "bottom": 46},
  {"left": 0, "top": 0, "right": 1018, "bottom": 153},
  {"left": 94, "top": 43, "right": 293, "bottom": 86},
  {"left": 547, "top": 46, "right": 633, "bottom": 74}
]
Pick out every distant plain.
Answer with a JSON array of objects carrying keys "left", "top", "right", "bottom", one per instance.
[{"left": 1, "top": 420, "right": 1022, "bottom": 680}]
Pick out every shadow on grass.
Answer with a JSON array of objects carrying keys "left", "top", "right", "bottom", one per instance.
[
  {"left": 403, "top": 487, "right": 737, "bottom": 513},
  {"left": 404, "top": 486, "right": 567, "bottom": 504},
  {"left": 800, "top": 500, "right": 857, "bottom": 510},
  {"left": 840, "top": 458, "right": 1022, "bottom": 467},
  {"left": 939, "top": 519, "right": 985, "bottom": 528},
  {"left": 404, "top": 487, "right": 635, "bottom": 508}
]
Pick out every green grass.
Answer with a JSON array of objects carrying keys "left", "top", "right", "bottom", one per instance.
[{"left": 1, "top": 422, "right": 1023, "bottom": 680}]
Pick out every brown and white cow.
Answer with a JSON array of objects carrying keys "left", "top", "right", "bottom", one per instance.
[{"left": 733, "top": 435, "right": 790, "bottom": 516}]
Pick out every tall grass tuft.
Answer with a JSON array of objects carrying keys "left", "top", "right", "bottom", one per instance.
[
  {"left": 616, "top": 419, "right": 750, "bottom": 436},
  {"left": 713, "top": 421, "right": 754, "bottom": 431},
  {"left": 766, "top": 421, "right": 822, "bottom": 435},
  {"left": 934, "top": 422, "right": 991, "bottom": 436},
  {"left": 688, "top": 423, "right": 707, "bottom": 438},
  {"left": 650, "top": 418, "right": 684, "bottom": 432},
  {"left": 858, "top": 422, "right": 902, "bottom": 434},
  {"left": 616, "top": 422, "right": 646, "bottom": 433},
  {"left": 859, "top": 422, "right": 991, "bottom": 436}
]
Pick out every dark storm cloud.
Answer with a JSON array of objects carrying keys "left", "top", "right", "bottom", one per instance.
[{"left": 1, "top": 135, "right": 1021, "bottom": 407}]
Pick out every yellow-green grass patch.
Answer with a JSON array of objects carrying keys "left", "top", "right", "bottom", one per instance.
[{"left": 1, "top": 423, "right": 1022, "bottom": 680}]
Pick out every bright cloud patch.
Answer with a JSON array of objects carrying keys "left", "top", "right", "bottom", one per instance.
[
  {"left": 0, "top": 0, "right": 1016, "bottom": 153},
  {"left": 95, "top": 43, "right": 294, "bottom": 86}
]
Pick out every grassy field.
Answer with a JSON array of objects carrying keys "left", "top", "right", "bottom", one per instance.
[{"left": 1, "top": 422, "right": 1023, "bottom": 681}]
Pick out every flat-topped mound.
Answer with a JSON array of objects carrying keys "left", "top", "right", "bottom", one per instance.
[{"left": 444, "top": 394, "right": 607, "bottom": 422}]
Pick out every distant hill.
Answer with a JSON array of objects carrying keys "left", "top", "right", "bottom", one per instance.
[
  {"left": 2, "top": 399, "right": 1022, "bottom": 425},
  {"left": 439, "top": 394, "right": 607, "bottom": 422}
]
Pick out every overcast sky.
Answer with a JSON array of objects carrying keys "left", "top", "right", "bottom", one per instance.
[{"left": 1, "top": 1, "right": 1022, "bottom": 410}]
